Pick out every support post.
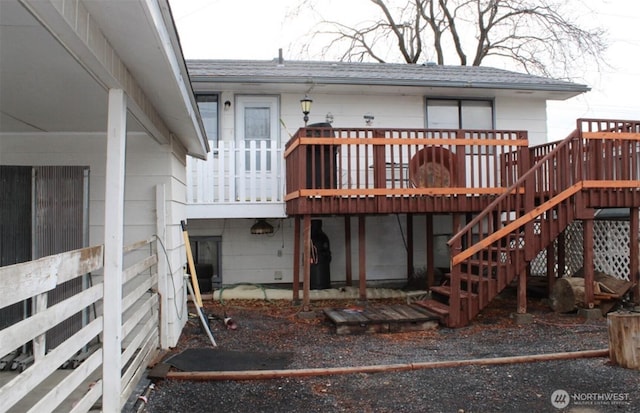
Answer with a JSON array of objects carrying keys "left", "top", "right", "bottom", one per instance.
[
  {"left": 517, "top": 265, "right": 529, "bottom": 314},
  {"left": 358, "top": 215, "right": 367, "bottom": 303},
  {"left": 557, "top": 232, "right": 566, "bottom": 278},
  {"left": 302, "top": 215, "right": 311, "bottom": 311},
  {"left": 546, "top": 241, "right": 556, "bottom": 297},
  {"left": 292, "top": 216, "right": 301, "bottom": 304},
  {"left": 406, "top": 214, "right": 413, "bottom": 281},
  {"left": 103, "top": 88, "right": 127, "bottom": 412},
  {"left": 345, "top": 216, "right": 352, "bottom": 287},
  {"left": 155, "top": 184, "right": 170, "bottom": 348},
  {"left": 583, "top": 216, "right": 595, "bottom": 309},
  {"left": 630, "top": 208, "right": 639, "bottom": 304},
  {"left": 426, "top": 214, "right": 434, "bottom": 289}
]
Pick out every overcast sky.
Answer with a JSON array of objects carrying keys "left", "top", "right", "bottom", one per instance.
[{"left": 170, "top": 0, "right": 640, "bottom": 138}]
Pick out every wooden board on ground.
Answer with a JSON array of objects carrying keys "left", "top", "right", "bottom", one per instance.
[{"left": 324, "top": 304, "right": 439, "bottom": 335}]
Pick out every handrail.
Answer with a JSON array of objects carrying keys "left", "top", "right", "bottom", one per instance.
[
  {"left": 451, "top": 183, "right": 582, "bottom": 266},
  {"left": 447, "top": 129, "right": 580, "bottom": 249}
]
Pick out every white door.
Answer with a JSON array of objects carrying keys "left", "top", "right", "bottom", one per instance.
[{"left": 235, "top": 96, "right": 280, "bottom": 201}]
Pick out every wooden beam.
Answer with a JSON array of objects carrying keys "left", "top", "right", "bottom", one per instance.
[
  {"left": 293, "top": 216, "right": 301, "bottom": 303},
  {"left": 406, "top": 214, "right": 414, "bottom": 280},
  {"left": 303, "top": 215, "right": 311, "bottom": 311},
  {"left": 517, "top": 266, "right": 529, "bottom": 314},
  {"left": 452, "top": 183, "right": 583, "bottom": 266},
  {"left": 345, "top": 216, "right": 352, "bottom": 287},
  {"left": 582, "top": 132, "right": 640, "bottom": 140},
  {"left": 583, "top": 214, "right": 595, "bottom": 309},
  {"left": 358, "top": 215, "right": 367, "bottom": 302},
  {"left": 293, "top": 137, "right": 529, "bottom": 147},
  {"left": 294, "top": 186, "right": 524, "bottom": 199},
  {"left": 557, "top": 232, "right": 566, "bottom": 279},
  {"left": 546, "top": 241, "right": 556, "bottom": 296},
  {"left": 426, "top": 214, "right": 434, "bottom": 289}
]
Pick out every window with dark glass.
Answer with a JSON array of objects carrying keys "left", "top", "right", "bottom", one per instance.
[
  {"left": 196, "top": 94, "right": 219, "bottom": 145},
  {"left": 426, "top": 99, "right": 494, "bottom": 153},
  {"left": 426, "top": 99, "right": 493, "bottom": 129}
]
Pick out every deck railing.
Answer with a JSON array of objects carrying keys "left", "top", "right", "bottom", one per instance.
[
  {"left": 187, "top": 140, "right": 283, "bottom": 205},
  {"left": 284, "top": 127, "right": 529, "bottom": 214},
  {"left": 0, "top": 238, "right": 159, "bottom": 412}
]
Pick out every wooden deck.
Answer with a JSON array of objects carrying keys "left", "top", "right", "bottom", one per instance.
[{"left": 324, "top": 304, "right": 439, "bottom": 335}]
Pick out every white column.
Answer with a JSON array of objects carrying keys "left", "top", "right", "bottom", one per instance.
[
  {"left": 102, "top": 88, "right": 127, "bottom": 413},
  {"left": 155, "top": 184, "right": 170, "bottom": 348}
]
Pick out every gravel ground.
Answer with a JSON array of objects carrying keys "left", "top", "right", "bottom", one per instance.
[{"left": 144, "top": 290, "right": 639, "bottom": 413}]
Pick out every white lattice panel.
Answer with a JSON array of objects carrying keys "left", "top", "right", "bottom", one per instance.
[{"left": 532, "top": 220, "right": 635, "bottom": 281}]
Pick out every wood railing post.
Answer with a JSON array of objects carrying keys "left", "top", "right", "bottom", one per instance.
[{"left": 373, "top": 131, "right": 386, "bottom": 189}]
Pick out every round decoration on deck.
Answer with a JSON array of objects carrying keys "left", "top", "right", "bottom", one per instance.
[{"left": 409, "top": 146, "right": 457, "bottom": 188}]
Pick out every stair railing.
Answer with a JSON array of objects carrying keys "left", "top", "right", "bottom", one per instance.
[
  {"left": 446, "top": 118, "right": 640, "bottom": 326},
  {"left": 446, "top": 127, "right": 583, "bottom": 326}
]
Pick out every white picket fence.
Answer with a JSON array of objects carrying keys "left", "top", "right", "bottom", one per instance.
[
  {"left": 187, "top": 140, "right": 284, "bottom": 206},
  {"left": 0, "top": 238, "right": 159, "bottom": 412}
]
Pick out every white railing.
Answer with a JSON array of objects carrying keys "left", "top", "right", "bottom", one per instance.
[
  {"left": 187, "top": 140, "right": 285, "bottom": 217},
  {"left": 0, "top": 238, "right": 159, "bottom": 413}
]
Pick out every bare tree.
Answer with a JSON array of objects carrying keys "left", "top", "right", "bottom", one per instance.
[{"left": 290, "top": 0, "right": 606, "bottom": 78}]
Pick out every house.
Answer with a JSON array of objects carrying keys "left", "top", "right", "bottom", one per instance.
[
  {"left": 185, "top": 57, "right": 640, "bottom": 326},
  {"left": 0, "top": 0, "right": 207, "bottom": 411}
]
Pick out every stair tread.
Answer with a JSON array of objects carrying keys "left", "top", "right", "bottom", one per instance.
[
  {"left": 445, "top": 273, "right": 497, "bottom": 283},
  {"left": 413, "top": 299, "right": 450, "bottom": 316},
  {"left": 430, "top": 285, "right": 477, "bottom": 299},
  {"left": 466, "top": 259, "right": 507, "bottom": 266}
]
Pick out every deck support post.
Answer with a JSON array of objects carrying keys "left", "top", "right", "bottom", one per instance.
[
  {"left": 292, "top": 216, "right": 301, "bottom": 304},
  {"left": 302, "top": 215, "right": 311, "bottom": 311},
  {"left": 345, "top": 216, "right": 353, "bottom": 287},
  {"left": 630, "top": 207, "right": 639, "bottom": 304},
  {"left": 546, "top": 241, "right": 556, "bottom": 296},
  {"left": 406, "top": 214, "right": 414, "bottom": 281},
  {"left": 517, "top": 265, "right": 529, "bottom": 314},
  {"left": 557, "top": 232, "right": 566, "bottom": 279},
  {"left": 582, "top": 214, "right": 595, "bottom": 309},
  {"left": 426, "top": 214, "right": 435, "bottom": 289},
  {"left": 358, "top": 215, "right": 367, "bottom": 303}
]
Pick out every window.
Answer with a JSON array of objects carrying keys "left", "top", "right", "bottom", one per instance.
[
  {"left": 196, "top": 94, "right": 219, "bottom": 145},
  {"left": 426, "top": 99, "right": 494, "bottom": 154},
  {"left": 426, "top": 99, "right": 493, "bottom": 129}
]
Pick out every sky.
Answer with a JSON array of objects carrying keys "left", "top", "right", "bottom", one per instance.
[{"left": 170, "top": 0, "right": 640, "bottom": 139}]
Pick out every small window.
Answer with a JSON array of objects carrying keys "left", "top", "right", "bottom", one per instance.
[{"left": 196, "top": 94, "right": 219, "bottom": 145}]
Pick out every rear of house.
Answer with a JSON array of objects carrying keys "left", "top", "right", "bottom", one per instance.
[{"left": 183, "top": 58, "right": 620, "bottom": 298}]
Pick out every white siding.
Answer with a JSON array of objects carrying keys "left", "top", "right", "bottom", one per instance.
[{"left": 494, "top": 97, "right": 548, "bottom": 144}]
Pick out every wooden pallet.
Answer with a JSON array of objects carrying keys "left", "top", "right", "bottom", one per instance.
[{"left": 324, "top": 304, "right": 439, "bottom": 335}]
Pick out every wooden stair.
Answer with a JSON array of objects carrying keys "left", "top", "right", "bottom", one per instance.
[{"left": 421, "top": 127, "right": 591, "bottom": 327}]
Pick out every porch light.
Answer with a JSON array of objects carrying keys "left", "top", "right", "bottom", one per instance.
[
  {"left": 250, "top": 219, "right": 274, "bottom": 235},
  {"left": 300, "top": 95, "right": 313, "bottom": 126}
]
